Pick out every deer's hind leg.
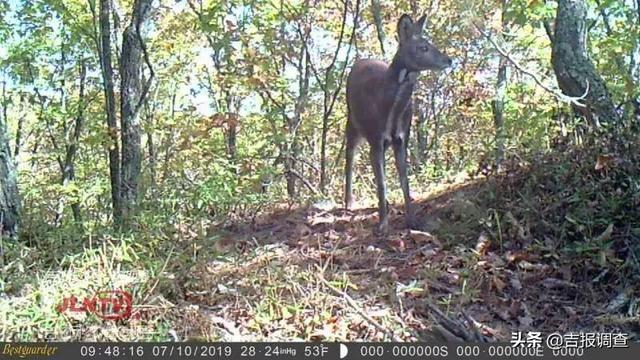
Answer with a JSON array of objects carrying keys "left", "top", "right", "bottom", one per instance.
[{"left": 369, "top": 138, "right": 389, "bottom": 234}]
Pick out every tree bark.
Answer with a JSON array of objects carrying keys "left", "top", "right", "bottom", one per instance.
[
  {"left": 551, "top": 0, "right": 620, "bottom": 125},
  {"left": 1, "top": 79, "right": 7, "bottom": 133},
  {"left": 632, "top": 0, "right": 640, "bottom": 118},
  {"left": 1, "top": 114, "right": 20, "bottom": 237},
  {"left": 13, "top": 93, "right": 24, "bottom": 159},
  {"left": 224, "top": 92, "right": 238, "bottom": 173},
  {"left": 120, "top": 0, "right": 153, "bottom": 222},
  {"left": 98, "top": 0, "right": 123, "bottom": 224}
]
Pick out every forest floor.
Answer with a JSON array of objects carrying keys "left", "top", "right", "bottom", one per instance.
[
  {"left": 1, "top": 135, "right": 639, "bottom": 341},
  {"left": 174, "top": 178, "right": 638, "bottom": 342}
]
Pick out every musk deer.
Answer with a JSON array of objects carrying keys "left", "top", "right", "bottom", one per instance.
[{"left": 344, "top": 14, "right": 452, "bottom": 234}]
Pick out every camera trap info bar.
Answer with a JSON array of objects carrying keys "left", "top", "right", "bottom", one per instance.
[{"left": 0, "top": 338, "right": 637, "bottom": 360}]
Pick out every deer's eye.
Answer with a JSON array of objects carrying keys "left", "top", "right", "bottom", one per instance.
[{"left": 420, "top": 45, "right": 429, "bottom": 52}]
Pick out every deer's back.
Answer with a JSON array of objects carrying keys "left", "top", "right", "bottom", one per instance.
[{"left": 347, "top": 59, "right": 403, "bottom": 142}]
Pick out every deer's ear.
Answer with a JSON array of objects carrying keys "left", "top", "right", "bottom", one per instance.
[
  {"left": 415, "top": 15, "right": 427, "bottom": 33},
  {"left": 397, "top": 14, "right": 414, "bottom": 44}
]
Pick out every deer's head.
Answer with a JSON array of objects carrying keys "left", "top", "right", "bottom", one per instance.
[{"left": 396, "top": 14, "right": 452, "bottom": 72}]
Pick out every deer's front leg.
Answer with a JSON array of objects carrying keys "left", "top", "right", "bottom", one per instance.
[
  {"left": 393, "top": 135, "right": 415, "bottom": 229},
  {"left": 369, "top": 140, "right": 388, "bottom": 234}
]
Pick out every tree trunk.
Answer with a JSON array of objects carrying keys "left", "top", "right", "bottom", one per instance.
[
  {"left": 1, "top": 117, "right": 20, "bottom": 237},
  {"left": 551, "top": 0, "right": 620, "bottom": 125},
  {"left": 492, "top": 0, "right": 509, "bottom": 169},
  {"left": 13, "top": 93, "right": 24, "bottom": 159},
  {"left": 1, "top": 79, "right": 7, "bottom": 132},
  {"left": 68, "top": 60, "right": 86, "bottom": 223},
  {"left": 319, "top": 0, "right": 359, "bottom": 193},
  {"left": 492, "top": 59, "right": 507, "bottom": 167},
  {"left": 120, "top": 0, "right": 153, "bottom": 222},
  {"left": 631, "top": 0, "right": 640, "bottom": 119},
  {"left": 319, "top": 95, "right": 329, "bottom": 194},
  {"left": 288, "top": 45, "right": 311, "bottom": 198},
  {"left": 161, "top": 86, "right": 177, "bottom": 186},
  {"left": 146, "top": 112, "right": 156, "bottom": 194},
  {"left": 98, "top": 0, "right": 123, "bottom": 224},
  {"left": 54, "top": 60, "right": 86, "bottom": 226},
  {"left": 414, "top": 102, "right": 427, "bottom": 169},
  {"left": 224, "top": 92, "right": 237, "bottom": 174},
  {"left": 371, "top": 0, "right": 386, "bottom": 56}
]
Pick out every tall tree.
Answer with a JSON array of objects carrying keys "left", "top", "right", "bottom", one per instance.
[
  {"left": 0, "top": 110, "right": 20, "bottom": 237},
  {"left": 551, "top": 0, "right": 620, "bottom": 125},
  {"left": 492, "top": 0, "right": 509, "bottom": 168},
  {"left": 119, "top": 0, "right": 154, "bottom": 222},
  {"left": 318, "top": 0, "right": 360, "bottom": 194},
  {"left": 55, "top": 59, "right": 86, "bottom": 225},
  {"left": 97, "top": 0, "right": 123, "bottom": 223}
]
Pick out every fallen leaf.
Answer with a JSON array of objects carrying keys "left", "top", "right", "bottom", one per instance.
[
  {"left": 424, "top": 279, "right": 458, "bottom": 293},
  {"left": 308, "top": 214, "right": 335, "bottom": 226},
  {"left": 605, "top": 288, "right": 631, "bottom": 313},
  {"left": 594, "top": 223, "right": 614, "bottom": 243},
  {"left": 396, "top": 280, "right": 424, "bottom": 296},
  {"left": 366, "top": 245, "right": 382, "bottom": 253},
  {"left": 518, "top": 314, "right": 534, "bottom": 327},
  {"left": 518, "top": 261, "right": 550, "bottom": 271},
  {"left": 293, "top": 223, "right": 312, "bottom": 238},
  {"left": 390, "top": 238, "right": 406, "bottom": 252},
  {"left": 595, "top": 154, "right": 615, "bottom": 171},
  {"left": 505, "top": 211, "right": 528, "bottom": 241},
  {"left": 486, "top": 252, "right": 506, "bottom": 267},
  {"left": 509, "top": 276, "right": 523, "bottom": 291},
  {"left": 495, "top": 308, "right": 511, "bottom": 321},
  {"left": 397, "top": 265, "right": 418, "bottom": 280},
  {"left": 420, "top": 248, "right": 438, "bottom": 257},
  {"left": 475, "top": 233, "right": 491, "bottom": 256},
  {"left": 542, "top": 278, "right": 577, "bottom": 289},
  {"left": 517, "top": 302, "right": 534, "bottom": 327},
  {"left": 217, "top": 284, "right": 237, "bottom": 294},
  {"left": 508, "top": 300, "right": 522, "bottom": 318},
  {"left": 409, "top": 230, "right": 441, "bottom": 246},
  {"left": 492, "top": 276, "right": 506, "bottom": 292},
  {"left": 214, "top": 236, "right": 236, "bottom": 253},
  {"left": 505, "top": 251, "right": 539, "bottom": 264},
  {"left": 563, "top": 306, "right": 577, "bottom": 317}
]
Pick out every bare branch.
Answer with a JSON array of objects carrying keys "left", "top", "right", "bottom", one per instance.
[
  {"left": 285, "top": 169, "right": 320, "bottom": 195},
  {"left": 474, "top": 22, "right": 589, "bottom": 107}
]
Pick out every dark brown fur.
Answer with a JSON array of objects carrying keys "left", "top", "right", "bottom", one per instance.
[{"left": 345, "top": 14, "right": 452, "bottom": 233}]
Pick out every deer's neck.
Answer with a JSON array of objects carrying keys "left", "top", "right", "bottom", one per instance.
[
  {"left": 387, "top": 53, "right": 418, "bottom": 87},
  {"left": 381, "top": 54, "right": 418, "bottom": 139}
]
